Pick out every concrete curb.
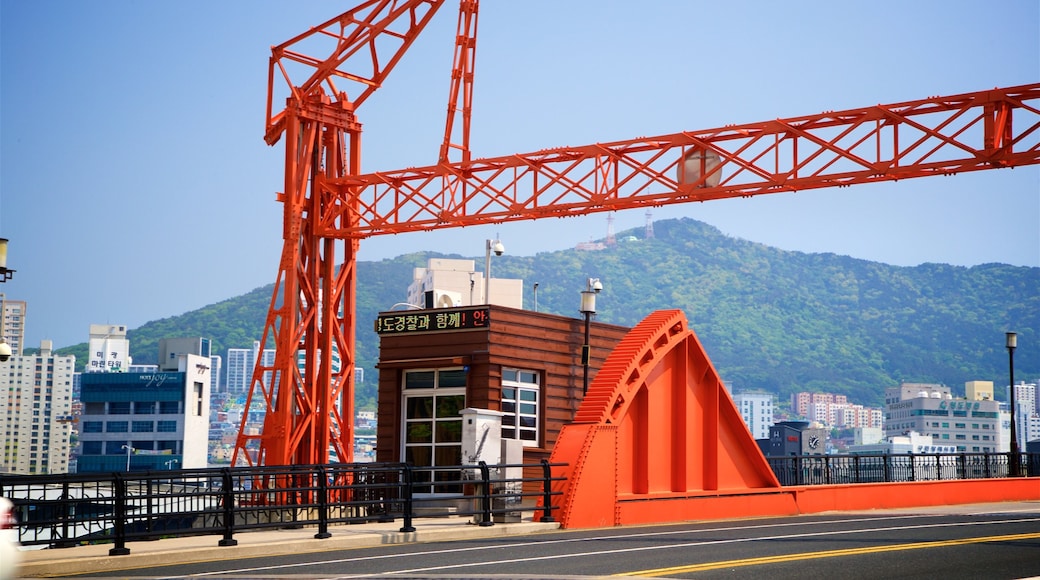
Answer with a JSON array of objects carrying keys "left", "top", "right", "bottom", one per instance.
[{"left": 17, "top": 519, "right": 562, "bottom": 577}]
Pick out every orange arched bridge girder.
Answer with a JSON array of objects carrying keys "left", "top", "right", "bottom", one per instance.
[{"left": 548, "top": 309, "right": 782, "bottom": 529}]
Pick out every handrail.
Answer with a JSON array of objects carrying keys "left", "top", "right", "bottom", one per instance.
[{"left": 0, "top": 460, "right": 567, "bottom": 553}]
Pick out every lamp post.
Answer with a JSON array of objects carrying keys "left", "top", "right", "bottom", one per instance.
[
  {"left": 165, "top": 459, "right": 179, "bottom": 471},
  {"left": 121, "top": 444, "right": 134, "bottom": 472},
  {"left": 484, "top": 237, "right": 504, "bottom": 304},
  {"left": 0, "top": 238, "right": 14, "bottom": 282},
  {"left": 1006, "top": 331, "right": 1019, "bottom": 476},
  {"left": 579, "top": 278, "right": 602, "bottom": 395},
  {"left": 533, "top": 282, "right": 539, "bottom": 312}
]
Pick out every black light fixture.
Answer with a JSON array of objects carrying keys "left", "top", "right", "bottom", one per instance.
[
  {"left": 1006, "top": 331, "right": 1019, "bottom": 477},
  {"left": 0, "top": 238, "right": 14, "bottom": 282},
  {"left": 579, "top": 278, "right": 602, "bottom": 395}
]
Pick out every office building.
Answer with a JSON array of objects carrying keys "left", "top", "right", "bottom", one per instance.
[
  {"left": 406, "top": 258, "right": 523, "bottom": 310},
  {"left": 884, "top": 383, "right": 1001, "bottom": 453},
  {"left": 87, "top": 324, "right": 131, "bottom": 372},
  {"left": 77, "top": 353, "right": 211, "bottom": 472},
  {"left": 0, "top": 340, "right": 75, "bottom": 474}
]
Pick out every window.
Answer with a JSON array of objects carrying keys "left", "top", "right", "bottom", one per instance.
[
  {"left": 82, "top": 421, "right": 103, "bottom": 433},
  {"left": 160, "top": 401, "right": 180, "bottom": 414},
  {"left": 109, "top": 402, "right": 131, "bottom": 415},
  {"left": 82, "top": 441, "right": 102, "bottom": 455},
  {"left": 502, "top": 368, "right": 541, "bottom": 446},
  {"left": 83, "top": 402, "right": 105, "bottom": 415},
  {"left": 132, "top": 421, "right": 154, "bottom": 432},
  {"left": 106, "top": 421, "right": 129, "bottom": 433},
  {"left": 134, "top": 402, "right": 155, "bottom": 414},
  {"left": 157, "top": 421, "right": 177, "bottom": 433},
  {"left": 402, "top": 368, "right": 466, "bottom": 494}
]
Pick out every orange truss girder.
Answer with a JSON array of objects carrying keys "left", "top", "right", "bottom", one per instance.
[{"left": 322, "top": 83, "right": 1040, "bottom": 238}]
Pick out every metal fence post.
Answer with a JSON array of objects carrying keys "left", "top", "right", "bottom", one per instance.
[
  {"left": 400, "top": 464, "right": 416, "bottom": 533},
  {"left": 539, "top": 459, "right": 555, "bottom": 523},
  {"left": 219, "top": 468, "right": 238, "bottom": 547},
  {"left": 478, "top": 461, "right": 494, "bottom": 527},
  {"left": 109, "top": 473, "right": 130, "bottom": 556},
  {"left": 315, "top": 465, "right": 331, "bottom": 539}
]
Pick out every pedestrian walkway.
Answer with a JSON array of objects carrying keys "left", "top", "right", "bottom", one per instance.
[{"left": 16, "top": 516, "right": 561, "bottom": 578}]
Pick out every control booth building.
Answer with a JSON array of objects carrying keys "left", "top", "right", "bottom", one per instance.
[{"left": 375, "top": 304, "right": 629, "bottom": 494}]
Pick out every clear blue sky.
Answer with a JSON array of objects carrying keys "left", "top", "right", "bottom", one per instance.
[{"left": 2, "top": 1, "right": 1038, "bottom": 349}]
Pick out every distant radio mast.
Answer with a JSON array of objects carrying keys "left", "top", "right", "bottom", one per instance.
[
  {"left": 645, "top": 210, "right": 654, "bottom": 239},
  {"left": 606, "top": 213, "right": 616, "bottom": 246}
]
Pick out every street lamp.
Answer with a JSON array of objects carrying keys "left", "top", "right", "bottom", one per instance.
[
  {"left": 532, "top": 282, "right": 539, "bottom": 312},
  {"left": 121, "top": 444, "right": 135, "bottom": 472},
  {"left": 484, "top": 237, "right": 504, "bottom": 304},
  {"left": 1006, "top": 331, "right": 1019, "bottom": 476},
  {"left": 0, "top": 238, "right": 14, "bottom": 283},
  {"left": 165, "top": 459, "right": 179, "bottom": 471},
  {"left": 579, "top": 278, "right": 603, "bottom": 395}
]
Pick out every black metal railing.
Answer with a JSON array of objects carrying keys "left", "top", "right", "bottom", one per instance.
[
  {"left": 767, "top": 451, "right": 1040, "bottom": 486},
  {"left": 0, "top": 460, "right": 565, "bottom": 555}
]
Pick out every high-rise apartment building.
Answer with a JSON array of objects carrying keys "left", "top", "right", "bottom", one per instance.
[
  {"left": 1, "top": 297, "right": 26, "bottom": 357},
  {"left": 730, "top": 390, "right": 774, "bottom": 440},
  {"left": 0, "top": 340, "right": 75, "bottom": 474},
  {"left": 225, "top": 341, "right": 275, "bottom": 396}
]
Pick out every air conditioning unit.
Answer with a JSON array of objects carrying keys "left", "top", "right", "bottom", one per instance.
[{"left": 424, "top": 289, "right": 462, "bottom": 309}]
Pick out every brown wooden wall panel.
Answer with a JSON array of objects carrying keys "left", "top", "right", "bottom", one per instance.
[{"left": 375, "top": 305, "right": 629, "bottom": 465}]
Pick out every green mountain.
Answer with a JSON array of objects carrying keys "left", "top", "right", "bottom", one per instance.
[{"left": 57, "top": 218, "right": 1039, "bottom": 410}]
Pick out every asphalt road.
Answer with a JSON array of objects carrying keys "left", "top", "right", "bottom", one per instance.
[{"left": 74, "top": 505, "right": 1040, "bottom": 579}]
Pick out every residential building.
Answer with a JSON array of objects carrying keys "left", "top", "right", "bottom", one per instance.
[
  {"left": 0, "top": 297, "right": 26, "bottom": 356},
  {"left": 884, "top": 383, "right": 1001, "bottom": 453},
  {"left": 1009, "top": 381, "right": 1039, "bottom": 447},
  {"left": 730, "top": 390, "right": 774, "bottom": 440},
  {"left": 0, "top": 340, "right": 75, "bottom": 474},
  {"left": 226, "top": 341, "right": 275, "bottom": 396}
]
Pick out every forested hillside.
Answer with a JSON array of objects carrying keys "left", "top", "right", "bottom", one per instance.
[{"left": 57, "top": 218, "right": 1039, "bottom": 410}]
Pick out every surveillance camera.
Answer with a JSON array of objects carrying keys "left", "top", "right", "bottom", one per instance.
[
  {"left": 0, "top": 342, "right": 11, "bottom": 362},
  {"left": 492, "top": 240, "right": 505, "bottom": 256},
  {"left": 591, "top": 279, "right": 603, "bottom": 293}
]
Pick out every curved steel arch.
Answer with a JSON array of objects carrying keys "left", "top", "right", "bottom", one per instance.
[{"left": 549, "top": 309, "right": 785, "bottom": 528}]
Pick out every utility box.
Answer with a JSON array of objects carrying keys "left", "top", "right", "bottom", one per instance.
[
  {"left": 495, "top": 438, "right": 524, "bottom": 523},
  {"left": 461, "top": 408, "right": 505, "bottom": 466}
]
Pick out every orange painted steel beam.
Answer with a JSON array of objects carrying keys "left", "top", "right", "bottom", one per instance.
[
  {"left": 440, "top": 0, "right": 478, "bottom": 165},
  {"left": 548, "top": 310, "right": 782, "bottom": 528},
  {"left": 546, "top": 310, "right": 1040, "bottom": 529},
  {"left": 233, "top": 0, "right": 446, "bottom": 468},
  {"left": 321, "top": 83, "right": 1039, "bottom": 238}
]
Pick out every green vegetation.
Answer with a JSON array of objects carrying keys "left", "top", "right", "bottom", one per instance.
[{"left": 55, "top": 218, "right": 1038, "bottom": 410}]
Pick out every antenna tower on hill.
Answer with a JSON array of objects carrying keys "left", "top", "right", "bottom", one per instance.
[
  {"left": 606, "top": 214, "right": 616, "bottom": 246},
  {"left": 645, "top": 210, "right": 655, "bottom": 239}
]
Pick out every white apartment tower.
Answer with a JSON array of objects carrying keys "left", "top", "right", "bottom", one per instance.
[
  {"left": 0, "top": 340, "right": 75, "bottom": 474},
  {"left": 730, "top": 390, "right": 774, "bottom": 440},
  {"left": 1, "top": 297, "right": 26, "bottom": 357},
  {"left": 226, "top": 341, "right": 275, "bottom": 396}
]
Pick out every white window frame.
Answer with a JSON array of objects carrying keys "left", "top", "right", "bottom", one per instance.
[{"left": 501, "top": 368, "right": 541, "bottom": 447}]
